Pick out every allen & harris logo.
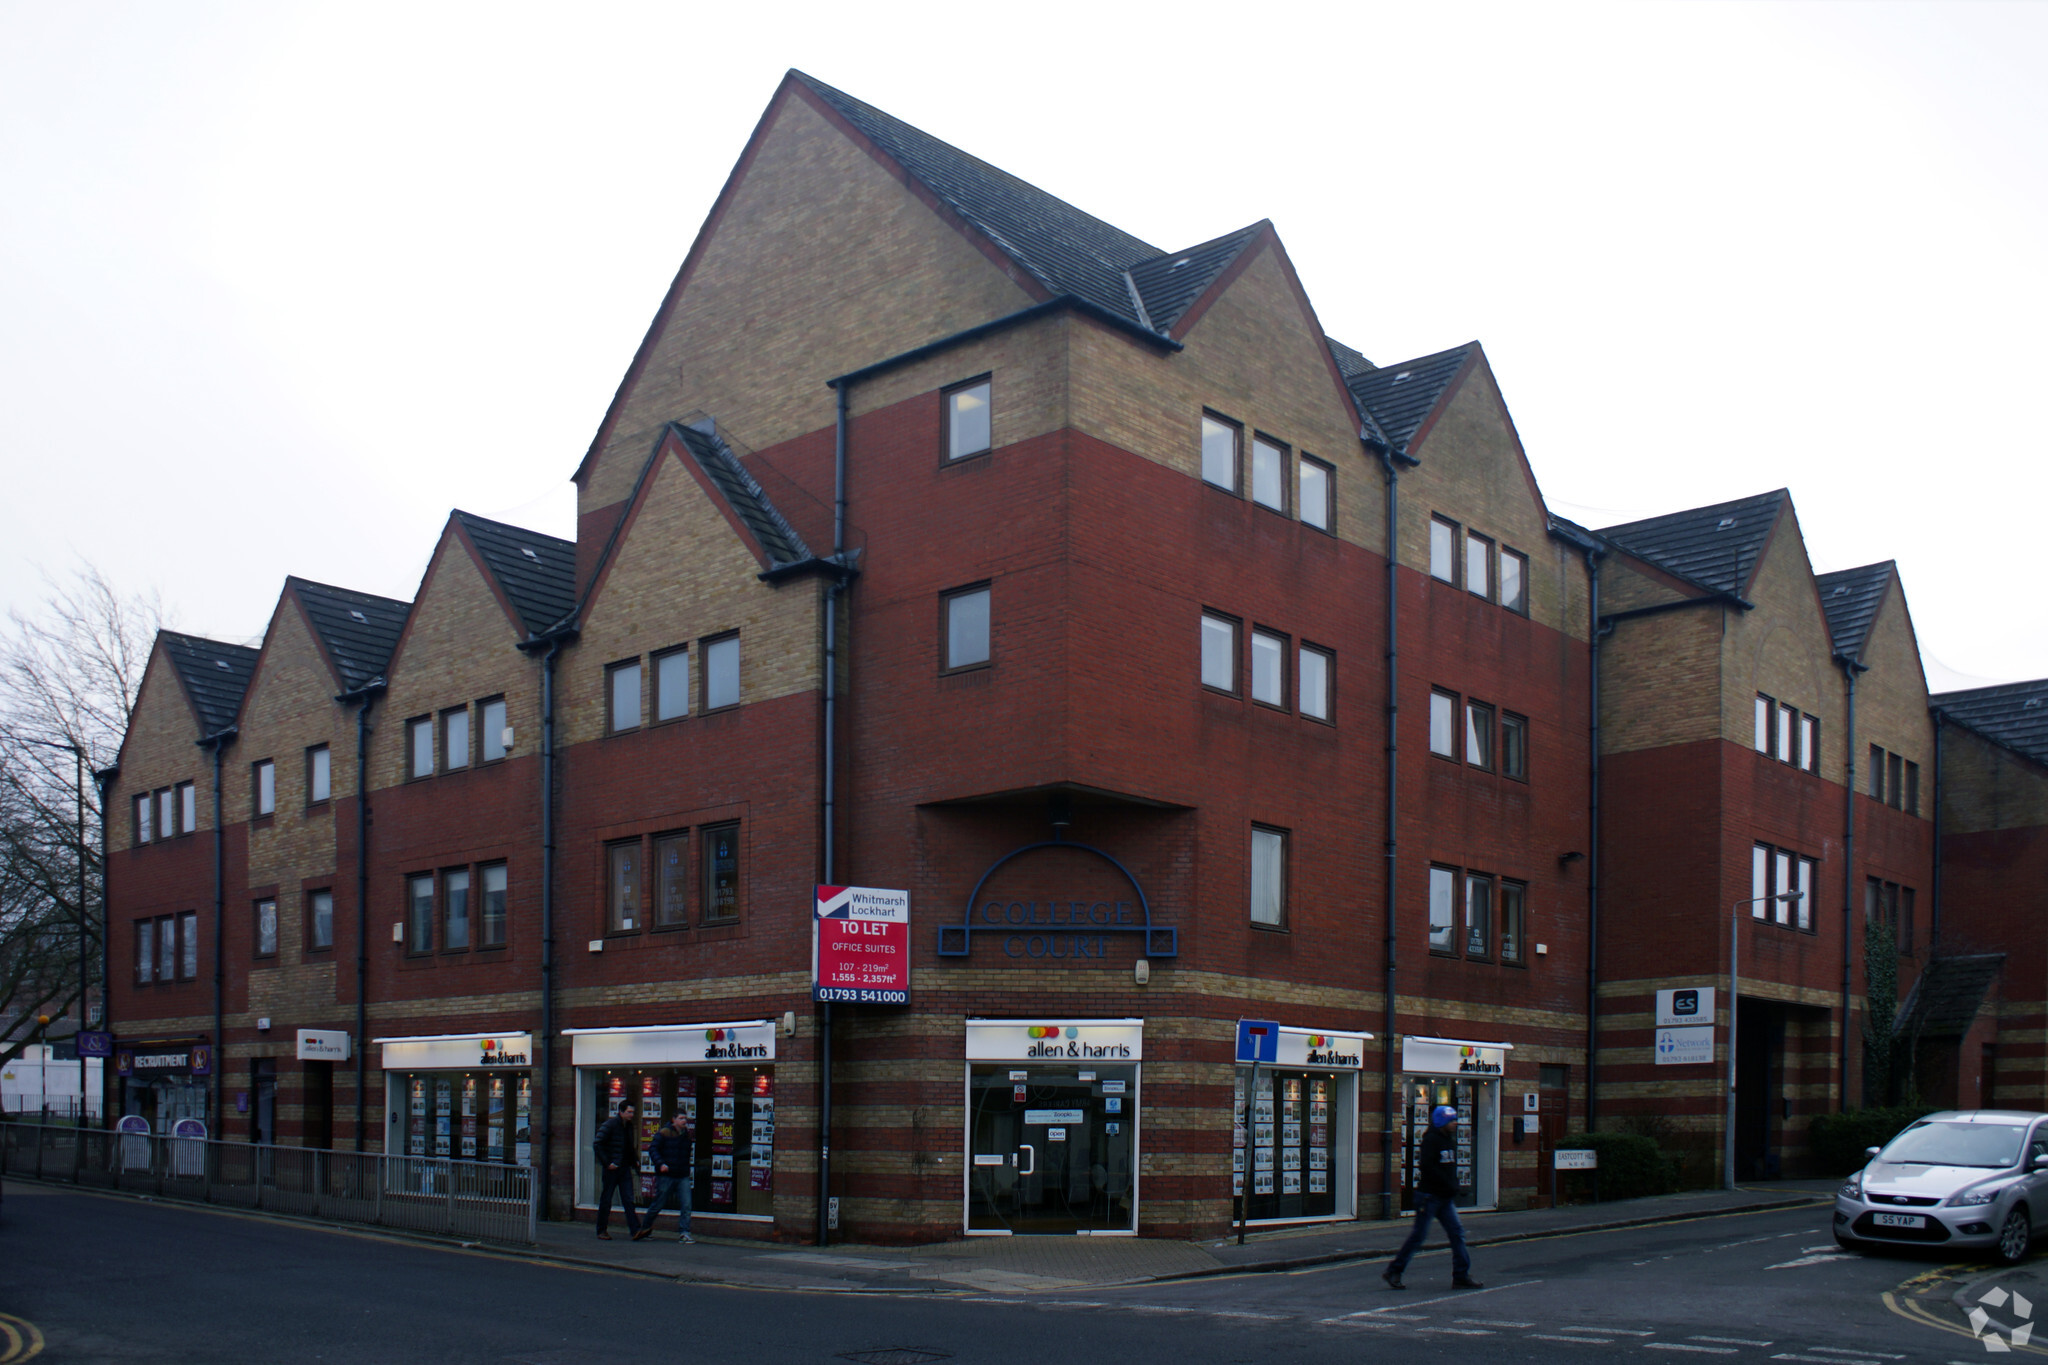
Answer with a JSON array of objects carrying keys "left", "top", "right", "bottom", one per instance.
[
  {"left": 1024, "top": 1024, "right": 1131, "bottom": 1060},
  {"left": 702, "top": 1027, "right": 769, "bottom": 1061},
  {"left": 477, "top": 1038, "right": 529, "bottom": 1067},
  {"left": 1457, "top": 1044, "right": 1503, "bottom": 1075},
  {"left": 1304, "top": 1034, "right": 1361, "bottom": 1067}
]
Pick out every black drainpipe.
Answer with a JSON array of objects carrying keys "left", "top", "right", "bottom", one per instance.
[
  {"left": 540, "top": 636, "right": 564, "bottom": 1214},
  {"left": 1584, "top": 546, "right": 1604, "bottom": 1128},
  {"left": 1839, "top": 658, "right": 1863, "bottom": 1108},
  {"left": 816, "top": 378, "right": 851, "bottom": 1246},
  {"left": 199, "top": 727, "right": 236, "bottom": 1129},
  {"left": 1372, "top": 436, "right": 1413, "bottom": 1221},
  {"left": 94, "top": 764, "right": 118, "bottom": 1122},
  {"left": 1930, "top": 712, "right": 1944, "bottom": 952},
  {"left": 336, "top": 680, "right": 382, "bottom": 1150}
]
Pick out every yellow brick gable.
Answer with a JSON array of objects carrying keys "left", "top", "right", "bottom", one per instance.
[
  {"left": 109, "top": 645, "right": 211, "bottom": 854},
  {"left": 1718, "top": 504, "right": 1842, "bottom": 760}
]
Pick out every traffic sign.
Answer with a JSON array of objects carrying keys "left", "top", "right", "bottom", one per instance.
[{"left": 1235, "top": 1019, "right": 1279, "bottom": 1065}]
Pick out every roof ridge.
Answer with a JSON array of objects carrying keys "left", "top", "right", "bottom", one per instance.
[{"left": 452, "top": 508, "right": 575, "bottom": 552}]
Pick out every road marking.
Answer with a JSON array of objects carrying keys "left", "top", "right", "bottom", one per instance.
[
  {"left": 0, "top": 1313, "right": 44, "bottom": 1364},
  {"left": 1127, "top": 1305, "right": 1202, "bottom": 1314},
  {"left": 1363, "top": 1278, "right": 1539, "bottom": 1311},
  {"left": 1804, "top": 1352, "right": 1904, "bottom": 1360},
  {"left": 1415, "top": 1327, "right": 1496, "bottom": 1335},
  {"left": 1458, "top": 1318, "right": 1537, "bottom": 1327},
  {"left": 1691, "top": 1337, "right": 1775, "bottom": 1346},
  {"left": 1207, "top": 1310, "right": 1289, "bottom": 1320},
  {"left": 1041, "top": 1301, "right": 1106, "bottom": 1308},
  {"left": 1647, "top": 1344, "right": 1739, "bottom": 1355},
  {"left": 1771, "top": 1356, "right": 1882, "bottom": 1364},
  {"left": 1533, "top": 1334, "right": 1614, "bottom": 1345},
  {"left": 1318, "top": 1316, "right": 1397, "bottom": 1327},
  {"left": 1567, "top": 1326, "right": 1655, "bottom": 1336},
  {"left": 1766, "top": 1253, "right": 1858, "bottom": 1269}
]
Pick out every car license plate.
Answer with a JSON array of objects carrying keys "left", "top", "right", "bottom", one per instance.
[{"left": 1873, "top": 1212, "right": 1924, "bottom": 1228}]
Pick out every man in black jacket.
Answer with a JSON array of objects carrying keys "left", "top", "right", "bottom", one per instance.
[
  {"left": 644, "top": 1110, "right": 696, "bottom": 1243},
  {"left": 1383, "top": 1104, "right": 1482, "bottom": 1289},
  {"left": 592, "top": 1102, "right": 647, "bottom": 1241}
]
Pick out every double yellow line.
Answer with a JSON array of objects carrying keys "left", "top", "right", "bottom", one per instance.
[
  {"left": 1883, "top": 1262, "right": 2048, "bottom": 1355},
  {"left": 0, "top": 1313, "right": 44, "bottom": 1362}
]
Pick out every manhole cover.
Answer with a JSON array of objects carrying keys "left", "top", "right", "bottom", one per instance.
[{"left": 837, "top": 1351, "right": 953, "bottom": 1365}]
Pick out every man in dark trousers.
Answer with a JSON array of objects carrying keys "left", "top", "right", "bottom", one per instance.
[
  {"left": 593, "top": 1101, "right": 648, "bottom": 1241},
  {"left": 644, "top": 1108, "right": 696, "bottom": 1243},
  {"left": 1383, "top": 1104, "right": 1483, "bottom": 1289}
]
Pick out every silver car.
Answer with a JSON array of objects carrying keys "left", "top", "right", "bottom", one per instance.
[{"left": 1835, "top": 1110, "right": 2048, "bottom": 1263}]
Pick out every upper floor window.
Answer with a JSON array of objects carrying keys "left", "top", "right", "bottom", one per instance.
[
  {"left": 176, "top": 781, "right": 195, "bottom": 834},
  {"left": 1299, "top": 644, "right": 1333, "bottom": 722},
  {"left": 1201, "top": 413, "right": 1240, "bottom": 493},
  {"left": 480, "top": 697, "right": 510, "bottom": 761},
  {"left": 1201, "top": 613, "right": 1238, "bottom": 694},
  {"left": 407, "top": 873, "right": 435, "bottom": 954},
  {"left": 944, "top": 585, "right": 992, "bottom": 672},
  {"left": 702, "top": 823, "right": 740, "bottom": 924},
  {"left": 946, "top": 378, "right": 991, "bottom": 461},
  {"left": 1465, "top": 531, "right": 1493, "bottom": 601},
  {"left": 135, "top": 918, "right": 154, "bottom": 982},
  {"left": 1250, "top": 826, "right": 1287, "bottom": 927},
  {"left": 1501, "top": 549, "right": 1527, "bottom": 614},
  {"left": 254, "top": 760, "right": 276, "bottom": 817},
  {"left": 1800, "top": 714, "right": 1820, "bottom": 775},
  {"left": 308, "top": 889, "right": 334, "bottom": 951},
  {"left": 1464, "top": 873, "right": 1493, "bottom": 959},
  {"left": 480, "top": 863, "right": 508, "bottom": 948},
  {"left": 607, "top": 659, "right": 641, "bottom": 733},
  {"left": 307, "top": 746, "right": 331, "bottom": 804},
  {"left": 1429, "top": 517, "right": 1457, "bottom": 583},
  {"left": 1499, "top": 882, "right": 1527, "bottom": 965},
  {"left": 1501, "top": 712, "right": 1529, "bottom": 781},
  {"left": 1888, "top": 752, "right": 1904, "bottom": 809},
  {"left": 1428, "top": 865, "right": 1456, "bottom": 954},
  {"left": 1299, "top": 456, "right": 1332, "bottom": 532},
  {"left": 1751, "top": 842, "right": 1816, "bottom": 931},
  {"left": 134, "top": 793, "right": 153, "bottom": 844},
  {"left": 1429, "top": 689, "right": 1458, "bottom": 758},
  {"left": 443, "top": 867, "right": 471, "bottom": 951},
  {"left": 254, "top": 898, "right": 278, "bottom": 958},
  {"left": 158, "top": 787, "right": 176, "bottom": 838},
  {"left": 703, "top": 634, "right": 741, "bottom": 711},
  {"left": 1465, "top": 700, "right": 1495, "bottom": 771},
  {"left": 1251, "top": 435, "right": 1287, "bottom": 512},
  {"left": 444, "top": 707, "right": 471, "bottom": 770},
  {"left": 1250, "top": 629, "right": 1286, "bottom": 708},
  {"left": 655, "top": 833, "right": 689, "bottom": 928},
  {"left": 1868, "top": 877, "right": 1917, "bottom": 956},
  {"left": 654, "top": 648, "right": 690, "bottom": 722},
  {"left": 1904, "top": 760, "right": 1920, "bottom": 815},
  {"left": 607, "top": 839, "right": 641, "bottom": 934},
  {"left": 408, "top": 717, "right": 433, "bottom": 779}
]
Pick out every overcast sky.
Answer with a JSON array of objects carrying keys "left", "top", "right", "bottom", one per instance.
[{"left": 2, "top": 2, "right": 2041, "bottom": 688}]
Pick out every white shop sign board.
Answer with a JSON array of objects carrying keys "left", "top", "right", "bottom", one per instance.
[
  {"left": 564, "top": 1020, "right": 776, "bottom": 1067},
  {"left": 296, "top": 1029, "right": 351, "bottom": 1062},
  {"left": 966, "top": 1019, "right": 1143, "bottom": 1062},
  {"left": 1401, "top": 1036, "right": 1511, "bottom": 1077},
  {"left": 1273, "top": 1027, "right": 1370, "bottom": 1070},
  {"left": 376, "top": 1031, "right": 534, "bottom": 1070},
  {"left": 1655, "top": 988, "right": 1716, "bottom": 1028},
  {"left": 1654, "top": 1026, "right": 1715, "bottom": 1066}
]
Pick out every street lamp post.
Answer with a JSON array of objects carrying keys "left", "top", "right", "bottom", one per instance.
[
  {"left": 1726, "top": 889, "right": 1806, "bottom": 1191},
  {"left": 21, "top": 737, "right": 89, "bottom": 1125}
]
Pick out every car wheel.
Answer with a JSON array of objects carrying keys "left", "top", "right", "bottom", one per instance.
[{"left": 1998, "top": 1205, "right": 2032, "bottom": 1265}]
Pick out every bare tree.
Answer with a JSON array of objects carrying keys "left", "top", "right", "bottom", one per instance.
[{"left": 0, "top": 565, "right": 162, "bottom": 1068}]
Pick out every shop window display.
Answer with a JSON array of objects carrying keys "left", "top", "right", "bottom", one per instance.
[
  {"left": 1233, "top": 1069, "right": 1338, "bottom": 1221},
  {"left": 1404, "top": 1079, "right": 1478, "bottom": 1210},
  {"left": 593, "top": 1066, "right": 774, "bottom": 1217},
  {"left": 396, "top": 1072, "right": 532, "bottom": 1165}
]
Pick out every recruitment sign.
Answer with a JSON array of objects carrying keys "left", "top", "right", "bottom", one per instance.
[{"left": 813, "top": 885, "right": 910, "bottom": 1004}]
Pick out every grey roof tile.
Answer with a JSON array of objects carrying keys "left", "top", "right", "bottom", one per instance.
[
  {"left": 1815, "top": 562, "right": 1894, "bottom": 663},
  {"left": 453, "top": 511, "right": 577, "bottom": 637},
  {"left": 289, "top": 578, "right": 411, "bottom": 693},
  {"left": 1325, "top": 336, "right": 1376, "bottom": 379},
  {"left": 1597, "top": 490, "right": 1787, "bottom": 597},
  {"left": 158, "top": 632, "right": 259, "bottom": 736},
  {"left": 1895, "top": 954, "right": 2004, "bottom": 1039},
  {"left": 1934, "top": 678, "right": 2048, "bottom": 768},
  {"left": 673, "top": 422, "right": 813, "bottom": 571},
  {"left": 1127, "top": 224, "right": 1263, "bottom": 335},
  {"left": 1345, "top": 343, "right": 1477, "bottom": 453}
]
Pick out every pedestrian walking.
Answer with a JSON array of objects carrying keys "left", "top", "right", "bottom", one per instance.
[
  {"left": 645, "top": 1109, "right": 696, "bottom": 1243},
  {"left": 1383, "top": 1104, "right": 1483, "bottom": 1289},
  {"left": 593, "top": 1102, "right": 648, "bottom": 1241}
]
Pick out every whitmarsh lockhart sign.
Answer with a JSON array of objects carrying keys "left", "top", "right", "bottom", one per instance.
[{"left": 814, "top": 885, "right": 910, "bottom": 1004}]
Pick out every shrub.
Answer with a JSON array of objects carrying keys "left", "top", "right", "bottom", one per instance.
[
  {"left": 1557, "top": 1132, "right": 1678, "bottom": 1201},
  {"left": 1809, "top": 1106, "right": 1936, "bottom": 1176}
]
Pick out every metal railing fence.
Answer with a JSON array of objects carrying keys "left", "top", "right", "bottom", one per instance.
[{"left": 0, "top": 1121, "right": 536, "bottom": 1245}]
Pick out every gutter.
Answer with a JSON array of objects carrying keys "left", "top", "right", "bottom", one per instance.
[
  {"left": 334, "top": 678, "right": 385, "bottom": 1150},
  {"left": 93, "top": 762, "right": 119, "bottom": 1123},
  {"left": 1551, "top": 520, "right": 1607, "bottom": 1127},
  {"left": 825, "top": 296, "right": 1180, "bottom": 392},
  {"left": 195, "top": 725, "right": 238, "bottom": 1130},
  {"left": 1838, "top": 656, "right": 1867, "bottom": 1107},
  {"left": 517, "top": 625, "right": 577, "bottom": 1216}
]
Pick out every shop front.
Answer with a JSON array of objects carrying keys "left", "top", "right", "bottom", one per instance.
[
  {"left": 116, "top": 1038, "right": 213, "bottom": 1135},
  {"left": 1234, "top": 1025, "right": 1366, "bottom": 1225},
  {"left": 1399, "top": 1035, "right": 1510, "bottom": 1211},
  {"left": 375, "top": 1031, "right": 535, "bottom": 1165},
  {"left": 566, "top": 1019, "right": 777, "bottom": 1223},
  {"left": 964, "top": 1018, "right": 1141, "bottom": 1235}
]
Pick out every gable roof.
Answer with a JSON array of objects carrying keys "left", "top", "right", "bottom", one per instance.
[
  {"left": 793, "top": 72, "right": 1166, "bottom": 330},
  {"left": 158, "top": 632, "right": 259, "bottom": 735},
  {"left": 1934, "top": 678, "right": 2048, "bottom": 768},
  {"left": 1895, "top": 953, "right": 2003, "bottom": 1040},
  {"left": 673, "top": 421, "right": 814, "bottom": 572},
  {"left": 1345, "top": 343, "right": 1478, "bottom": 453},
  {"left": 288, "top": 578, "right": 411, "bottom": 693},
  {"left": 1325, "top": 336, "right": 1376, "bottom": 381},
  {"left": 1815, "top": 561, "right": 1894, "bottom": 663},
  {"left": 453, "top": 511, "right": 577, "bottom": 637},
  {"left": 1126, "top": 224, "right": 1264, "bottom": 336},
  {"left": 1597, "top": 490, "right": 1787, "bottom": 598}
]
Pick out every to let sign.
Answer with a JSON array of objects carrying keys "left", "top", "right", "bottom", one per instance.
[{"left": 814, "top": 885, "right": 911, "bottom": 1004}]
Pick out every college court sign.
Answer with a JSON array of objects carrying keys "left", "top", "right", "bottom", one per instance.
[{"left": 936, "top": 839, "right": 1176, "bottom": 964}]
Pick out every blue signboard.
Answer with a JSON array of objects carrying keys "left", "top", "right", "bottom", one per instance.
[
  {"left": 1236, "top": 1019, "right": 1279, "bottom": 1065},
  {"left": 76, "top": 1030, "right": 113, "bottom": 1058}
]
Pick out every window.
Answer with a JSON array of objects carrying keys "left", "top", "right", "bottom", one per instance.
[
  {"left": 177, "top": 781, "right": 196, "bottom": 833},
  {"left": 1299, "top": 456, "right": 1332, "bottom": 532},
  {"left": 1800, "top": 715, "right": 1819, "bottom": 775},
  {"left": 1465, "top": 873, "right": 1493, "bottom": 959},
  {"left": 1430, "top": 689, "right": 1458, "bottom": 758},
  {"left": 135, "top": 794, "right": 152, "bottom": 845},
  {"left": 1773, "top": 849, "right": 1792, "bottom": 924},
  {"left": 1868, "top": 877, "right": 1917, "bottom": 954},
  {"left": 1428, "top": 866, "right": 1456, "bottom": 954},
  {"left": 1797, "top": 857, "right": 1816, "bottom": 931},
  {"left": 1465, "top": 531, "right": 1493, "bottom": 601},
  {"left": 607, "top": 659, "right": 642, "bottom": 733},
  {"left": 1501, "top": 549, "right": 1527, "bottom": 614},
  {"left": 158, "top": 787, "right": 175, "bottom": 838},
  {"left": 480, "top": 864, "right": 507, "bottom": 948},
  {"left": 255, "top": 899, "right": 278, "bottom": 958},
  {"left": 1888, "top": 752, "right": 1904, "bottom": 809},
  {"left": 1753, "top": 842, "right": 1815, "bottom": 931},
  {"left": 1900, "top": 886, "right": 1916, "bottom": 956},
  {"left": 1251, "top": 435, "right": 1287, "bottom": 512},
  {"left": 443, "top": 868, "right": 471, "bottom": 951},
  {"left": 654, "top": 648, "right": 690, "bottom": 722},
  {"left": 1430, "top": 517, "right": 1457, "bottom": 583},
  {"left": 136, "top": 920, "right": 154, "bottom": 982},
  {"left": 1904, "top": 761, "right": 1920, "bottom": 815},
  {"left": 1499, "top": 882, "right": 1526, "bottom": 964},
  {"left": 1869, "top": 744, "right": 1885, "bottom": 800},
  {"left": 1250, "top": 826, "right": 1286, "bottom": 926},
  {"left": 254, "top": 760, "right": 276, "bottom": 816},
  {"left": 307, "top": 746, "right": 331, "bottom": 804},
  {"left": 1299, "top": 645, "right": 1332, "bottom": 722},
  {"left": 158, "top": 915, "right": 176, "bottom": 982},
  {"left": 1250, "top": 629, "right": 1285, "bottom": 707},
  {"left": 702, "top": 824, "right": 739, "bottom": 924},
  {"left": 409, "top": 717, "right": 434, "bottom": 779},
  {"left": 1778, "top": 703, "right": 1796, "bottom": 768},
  {"left": 1756, "top": 695, "right": 1774, "bottom": 754},
  {"left": 1201, "top": 613, "right": 1238, "bottom": 693},
  {"left": 944, "top": 586, "right": 991, "bottom": 671},
  {"left": 180, "top": 911, "right": 198, "bottom": 978},
  {"left": 1201, "top": 413, "right": 1240, "bottom": 492},
  {"left": 1751, "top": 844, "right": 1769, "bottom": 917},
  {"left": 444, "top": 707, "right": 471, "bottom": 771},
  {"left": 308, "top": 890, "right": 334, "bottom": 951},
  {"left": 408, "top": 874, "right": 434, "bottom": 954},
  {"left": 946, "top": 377, "right": 991, "bottom": 460},
  {"left": 607, "top": 840, "right": 641, "bottom": 934},
  {"left": 654, "top": 834, "right": 689, "bottom": 928},
  {"left": 1501, "top": 712, "right": 1528, "bottom": 781},
  {"left": 1466, "top": 700, "right": 1495, "bottom": 771},
  {"left": 704, "top": 635, "right": 740, "bottom": 711},
  {"left": 480, "top": 697, "right": 509, "bottom": 762}
]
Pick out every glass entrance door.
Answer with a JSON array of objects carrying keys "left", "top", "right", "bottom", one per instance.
[{"left": 967, "top": 1065, "right": 1135, "bottom": 1233}]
